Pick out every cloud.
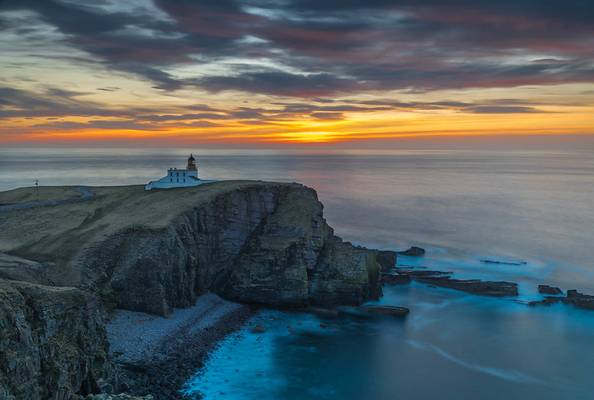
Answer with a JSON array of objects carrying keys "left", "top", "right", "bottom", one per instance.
[
  {"left": 31, "top": 120, "right": 151, "bottom": 131},
  {"left": 2, "top": 0, "right": 593, "bottom": 97},
  {"left": 137, "top": 113, "right": 230, "bottom": 122},
  {"left": 464, "top": 106, "right": 544, "bottom": 114},
  {"left": 311, "top": 112, "right": 343, "bottom": 120},
  {"left": 194, "top": 71, "right": 359, "bottom": 97},
  {"left": 0, "top": 86, "right": 140, "bottom": 119}
]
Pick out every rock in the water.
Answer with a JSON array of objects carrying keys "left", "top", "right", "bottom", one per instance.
[
  {"left": 415, "top": 276, "right": 518, "bottom": 297},
  {"left": 397, "top": 246, "right": 425, "bottom": 257},
  {"left": 528, "top": 290, "right": 594, "bottom": 310},
  {"left": 528, "top": 297, "right": 562, "bottom": 307},
  {"left": 538, "top": 285, "right": 563, "bottom": 295},
  {"left": 381, "top": 273, "right": 412, "bottom": 285},
  {"left": 360, "top": 305, "right": 409, "bottom": 317},
  {"left": 563, "top": 290, "right": 594, "bottom": 310}
]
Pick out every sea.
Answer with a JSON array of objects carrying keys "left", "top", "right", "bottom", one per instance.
[{"left": 1, "top": 147, "right": 594, "bottom": 399}]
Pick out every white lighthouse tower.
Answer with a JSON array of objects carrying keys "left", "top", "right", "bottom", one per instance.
[{"left": 145, "top": 154, "right": 210, "bottom": 190}]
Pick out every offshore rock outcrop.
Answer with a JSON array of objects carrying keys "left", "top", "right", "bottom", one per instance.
[
  {"left": 414, "top": 276, "right": 519, "bottom": 297},
  {"left": 385, "top": 268, "right": 518, "bottom": 297},
  {"left": 538, "top": 284, "right": 563, "bottom": 295},
  {"left": 529, "top": 289, "right": 594, "bottom": 310}
]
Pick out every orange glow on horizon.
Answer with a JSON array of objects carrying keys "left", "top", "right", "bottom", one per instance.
[{"left": 4, "top": 103, "right": 593, "bottom": 146}]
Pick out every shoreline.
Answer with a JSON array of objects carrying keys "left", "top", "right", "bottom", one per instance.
[{"left": 107, "top": 293, "right": 257, "bottom": 399}]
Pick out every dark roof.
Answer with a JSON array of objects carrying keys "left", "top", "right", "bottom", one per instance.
[{"left": 188, "top": 154, "right": 195, "bottom": 161}]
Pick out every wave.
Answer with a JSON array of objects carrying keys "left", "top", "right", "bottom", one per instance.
[{"left": 405, "top": 339, "right": 552, "bottom": 386}]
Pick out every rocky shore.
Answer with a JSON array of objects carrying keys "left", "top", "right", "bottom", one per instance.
[
  {"left": 0, "top": 182, "right": 390, "bottom": 399},
  {"left": 108, "top": 293, "right": 255, "bottom": 399}
]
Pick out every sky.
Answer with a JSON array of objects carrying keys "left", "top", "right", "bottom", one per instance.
[{"left": 1, "top": 0, "right": 593, "bottom": 148}]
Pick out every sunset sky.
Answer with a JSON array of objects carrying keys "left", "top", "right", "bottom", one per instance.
[{"left": 1, "top": 0, "right": 593, "bottom": 147}]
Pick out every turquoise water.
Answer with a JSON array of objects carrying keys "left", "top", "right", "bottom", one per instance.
[
  {"left": 186, "top": 282, "right": 594, "bottom": 400},
  {"left": 1, "top": 148, "right": 594, "bottom": 398}
]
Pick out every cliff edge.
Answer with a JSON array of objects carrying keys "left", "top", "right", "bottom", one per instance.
[{"left": 0, "top": 181, "right": 392, "bottom": 399}]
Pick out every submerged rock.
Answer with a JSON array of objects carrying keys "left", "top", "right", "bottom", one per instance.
[
  {"left": 397, "top": 246, "right": 425, "bottom": 257},
  {"left": 538, "top": 285, "right": 563, "bottom": 295},
  {"left": 415, "top": 276, "right": 519, "bottom": 297}
]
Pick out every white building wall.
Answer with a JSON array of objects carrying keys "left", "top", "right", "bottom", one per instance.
[{"left": 145, "top": 168, "right": 209, "bottom": 190}]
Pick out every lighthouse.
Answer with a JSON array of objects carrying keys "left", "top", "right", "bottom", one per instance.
[
  {"left": 145, "top": 154, "right": 211, "bottom": 190},
  {"left": 187, "top": 153, "right": 197, "bottom": 171}
]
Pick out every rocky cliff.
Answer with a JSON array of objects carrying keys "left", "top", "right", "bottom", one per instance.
[
  {"left": 0, "top": 279, "right": 113, "bottom": 399},
  {"left": 0, "top": 181, "right": 392, "bottom": 399}
]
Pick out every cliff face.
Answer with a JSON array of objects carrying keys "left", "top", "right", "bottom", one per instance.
[
  {"left": 74, "top": 183, "right": 385, "bottom": 315},
  {"left": 0, "top": 279, "right": 113, "bottom": 400},
  {"left": 0, "top": 181, "right": 391, "bottom": 398}
]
